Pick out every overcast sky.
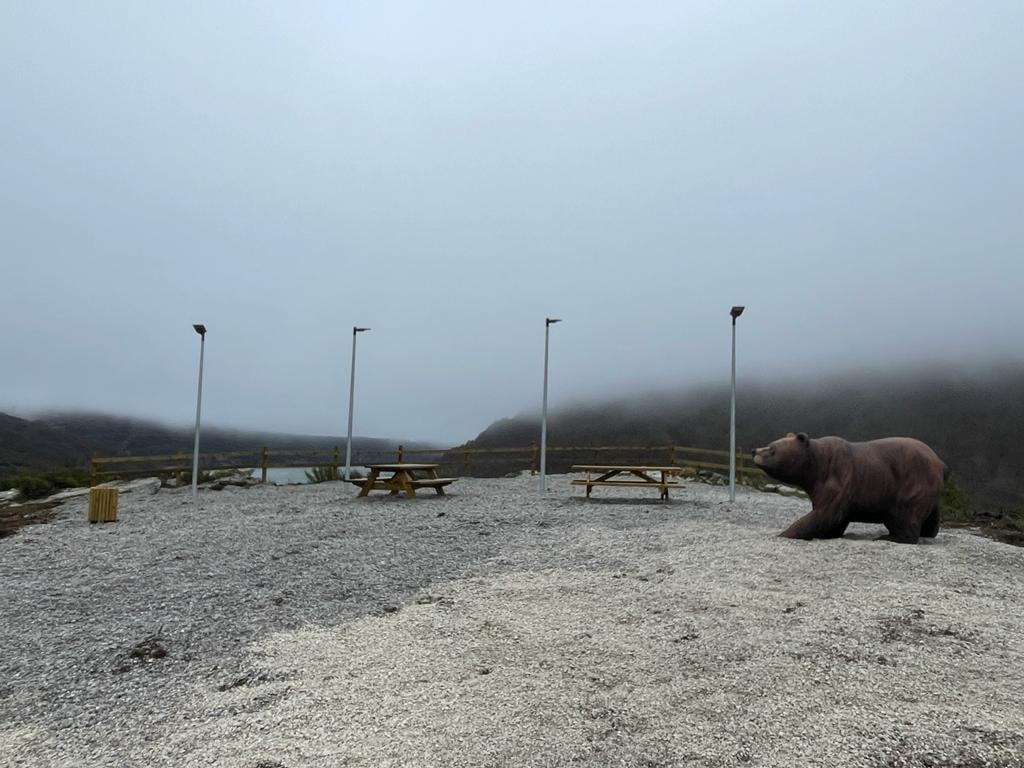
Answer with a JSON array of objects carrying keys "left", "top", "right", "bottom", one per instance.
[{"left": 2, "top": 2, "right": 1022, "bottom": 444}]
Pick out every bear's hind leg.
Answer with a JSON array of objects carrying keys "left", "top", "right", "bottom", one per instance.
[
  {"left": 824, "top": 519, "right": 850, "bottom": 538},
  {"left": 880, "top": 504, "right": 927, "bottom": 544}
]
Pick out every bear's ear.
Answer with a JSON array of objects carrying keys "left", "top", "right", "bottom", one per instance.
[
  {"left": 785, "top": 432, "right": 796, "bottom": 438},
  {"left": 797, "top": 432, "right": 809, "bottom": 443}
]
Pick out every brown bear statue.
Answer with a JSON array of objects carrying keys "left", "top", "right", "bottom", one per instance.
[{"left": 752, "top": 433, "right": 948, "bottom": 543}]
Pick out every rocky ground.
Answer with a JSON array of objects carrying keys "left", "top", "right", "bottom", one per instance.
[{"left": 1, "top": 475, "right": 1022, "bottom": 767}]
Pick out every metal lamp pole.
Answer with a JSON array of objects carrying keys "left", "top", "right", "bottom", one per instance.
[
  {"left": 345, "top": 326, "right": 370, "bottom": 480},
  {"left": 539, "top": 317, "right": 561, "bottom": 492},
  {"left": 191, "top": 324, "right": 207, "bottom": 497},
  {"left": 729, "top": 306, "right": 744, "bottom": 501}
]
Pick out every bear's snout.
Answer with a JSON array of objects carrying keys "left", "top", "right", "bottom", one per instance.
[{"left": 752, "top": 445, "right": 775, "bottom": 466}]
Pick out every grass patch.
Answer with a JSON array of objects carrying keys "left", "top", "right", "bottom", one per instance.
[
  {"left": 1, "top": 468, "right": 91, "bottom": 500},
  {"left": 941, "top": 475, "right": 1024, "bottom": 546},
  {"left": 303, "top": 465, "right": 364, "bottom": 483}
]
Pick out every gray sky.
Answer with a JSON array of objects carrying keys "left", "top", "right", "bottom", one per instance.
[{"left": 2, "top": 2, "right": 1022, "bottom": 445}]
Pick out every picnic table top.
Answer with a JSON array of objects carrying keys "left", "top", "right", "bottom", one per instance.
[
  {"left": 364, "top": 462, "right": 440, "bottom": 471},
  {"left": 571, "top": 465, "right": 681, "bottom": 473}
]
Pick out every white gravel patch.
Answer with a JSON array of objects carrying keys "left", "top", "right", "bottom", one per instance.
[{"left": 1, "top": 475, "right": 1023, "bottom": 767}]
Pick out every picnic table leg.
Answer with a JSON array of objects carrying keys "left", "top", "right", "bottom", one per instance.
[
  {"left": 358, "top": 469, "right": 378, "bottom": 497},
  {"left": 431, "top": 470, "right": 447, "bottom": 496},
  {"left": 398, "top": 471, "right": 417, "bottom": 499}
]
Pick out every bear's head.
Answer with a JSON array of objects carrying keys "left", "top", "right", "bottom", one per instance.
[{"left": 752, "top": 432, "right": 812, "bottom": 485}]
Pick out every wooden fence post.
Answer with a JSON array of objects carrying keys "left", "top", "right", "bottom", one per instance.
[
  {"left": 398, "top": 444, "right": 404, "bottom": 462},
  {"left": 261, "top": 446, "right": 269, "bottom": 484},
  {"left": 333, "top": 445, "right": 340, "bottom": 471},
  {"left": 530, "top": 442, "right": 538, "bottom": 475},
  {"left": 90, "top": 458, "right": 98, "bottom": 487}
]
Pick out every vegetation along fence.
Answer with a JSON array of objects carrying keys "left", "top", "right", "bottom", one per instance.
[{"left": 90, "top": 444, "right": 764, "bottom": 486}]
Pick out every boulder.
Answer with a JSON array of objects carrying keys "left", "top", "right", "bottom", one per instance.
[
  {"left": 0, "top": 489, "right": 23, "bottom": 505},
  {"left": 120, "top": 478, "right": 161, "bottom": 495},
  {"left": 44, "top": 487, "right": 92, "bottom": 502},
  {"left": 762, "top": 483, "right": 805, "bottom": 498},
  {"left": 209, "top": 476, "right": 261, "bottom": 491}
]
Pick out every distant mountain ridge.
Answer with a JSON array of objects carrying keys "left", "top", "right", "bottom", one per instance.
[
  {"left": 1, "top": 410, "right": 440, "bottom": 478},
  {"left": 0, "top": 413, "right": 91, "bottom": 477},
  {"left": 463, "top": 366, "right": 1024, "bottom": 514}
]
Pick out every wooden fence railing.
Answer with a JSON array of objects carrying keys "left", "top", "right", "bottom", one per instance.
[{"left": 89, "top": 443, "right": 763, "bottom": 486}]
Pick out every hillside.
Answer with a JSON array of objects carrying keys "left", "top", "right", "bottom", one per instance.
[
  {"left": 0, "top": 413, "right": 91, "bottom": 477},
  {"left": 35, "top": 411, "right": 421, "bottom": 458},
  {"left": 463, "top": 366, "right": 1024, "bottom": 513},
  {"left": 1, "top": 410, "right": 440, "bottom": 481}
]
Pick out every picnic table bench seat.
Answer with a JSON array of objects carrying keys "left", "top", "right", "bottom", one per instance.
[
  {"left": 569, "top": 478, "right": 682, "bottom": 488},
  {"left": 408, "top": 477, "right": 457, "bottom": 488}
]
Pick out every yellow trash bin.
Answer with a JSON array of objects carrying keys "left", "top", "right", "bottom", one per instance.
[{"left": 88, "top": 487, "right": 118, "bottom": 523}]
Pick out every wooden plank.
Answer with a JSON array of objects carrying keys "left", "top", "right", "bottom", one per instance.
[
  {"left": 264, "top": 449, "right": 351, "bottom": 458},
  {"left": 571, "top": 480, "right": 680, "bottom": 487},
  {"left": 92, "top": 450, "right": 257, "bottom": 465},
  {"left": 673, "top": 446, "right": 732, "bottom": 458},
  {"left": 92, "top": 453, "right": 192, "bottom": 465},
  {"left": 550, "top": 445, "right": 675, "bottom": 453},
  {"left": 365, "top": 463, "right": 440, "bottom": 470},
  {"left": 571, "top": 465, "right": 681, "bottom": 473}
]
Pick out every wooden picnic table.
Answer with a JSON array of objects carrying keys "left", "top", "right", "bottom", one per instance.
[
  {"left": 348, "top": 463, "right": 457, "bottom": 498},
  {"left": 571, "top": 465, "right": 682, "bottom": 500}
]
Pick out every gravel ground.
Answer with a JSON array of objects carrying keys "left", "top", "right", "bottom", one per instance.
[{"left": 1, "top": 475, "right": 1023, "bottom": 768}]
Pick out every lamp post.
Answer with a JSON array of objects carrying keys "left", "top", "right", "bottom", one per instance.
[
  {"left": 191, "top": 324, "right": 207, "bottom": 498},
  {"left": 345, "top": 326, "right": 370, "bottom": 480},
  {"left": 729, "top": 306, "right": 744, "bottom": 501},
  {"left": 539, "top": 317, "right": 561, "bottom": 492}
]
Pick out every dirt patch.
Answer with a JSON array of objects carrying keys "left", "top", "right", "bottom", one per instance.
[
  {"left": 945, "top": 521, "right": 1024, "bottom": 548},
  {"left": 0, "top": 501, "right": 61, "bottom": 538}
]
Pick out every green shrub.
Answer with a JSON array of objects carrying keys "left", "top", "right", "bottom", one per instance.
[
  {"left": 43, "top": 468, "right": 91, "bottom": 489},
  {"left": 1002, "top": 508, "right": 1024, "bottom": 533},
  {"left": 5, "top": 474, "right": 56, "bottom": 500},
  {"left": 305, "top": 465, "right": 341, "bottom": 483},
  {"left": 1, "top": 468, "right": 92, "bottom": 500},
  {"left": 939, "top": 475, "right": 971, "bottom": 522}
]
